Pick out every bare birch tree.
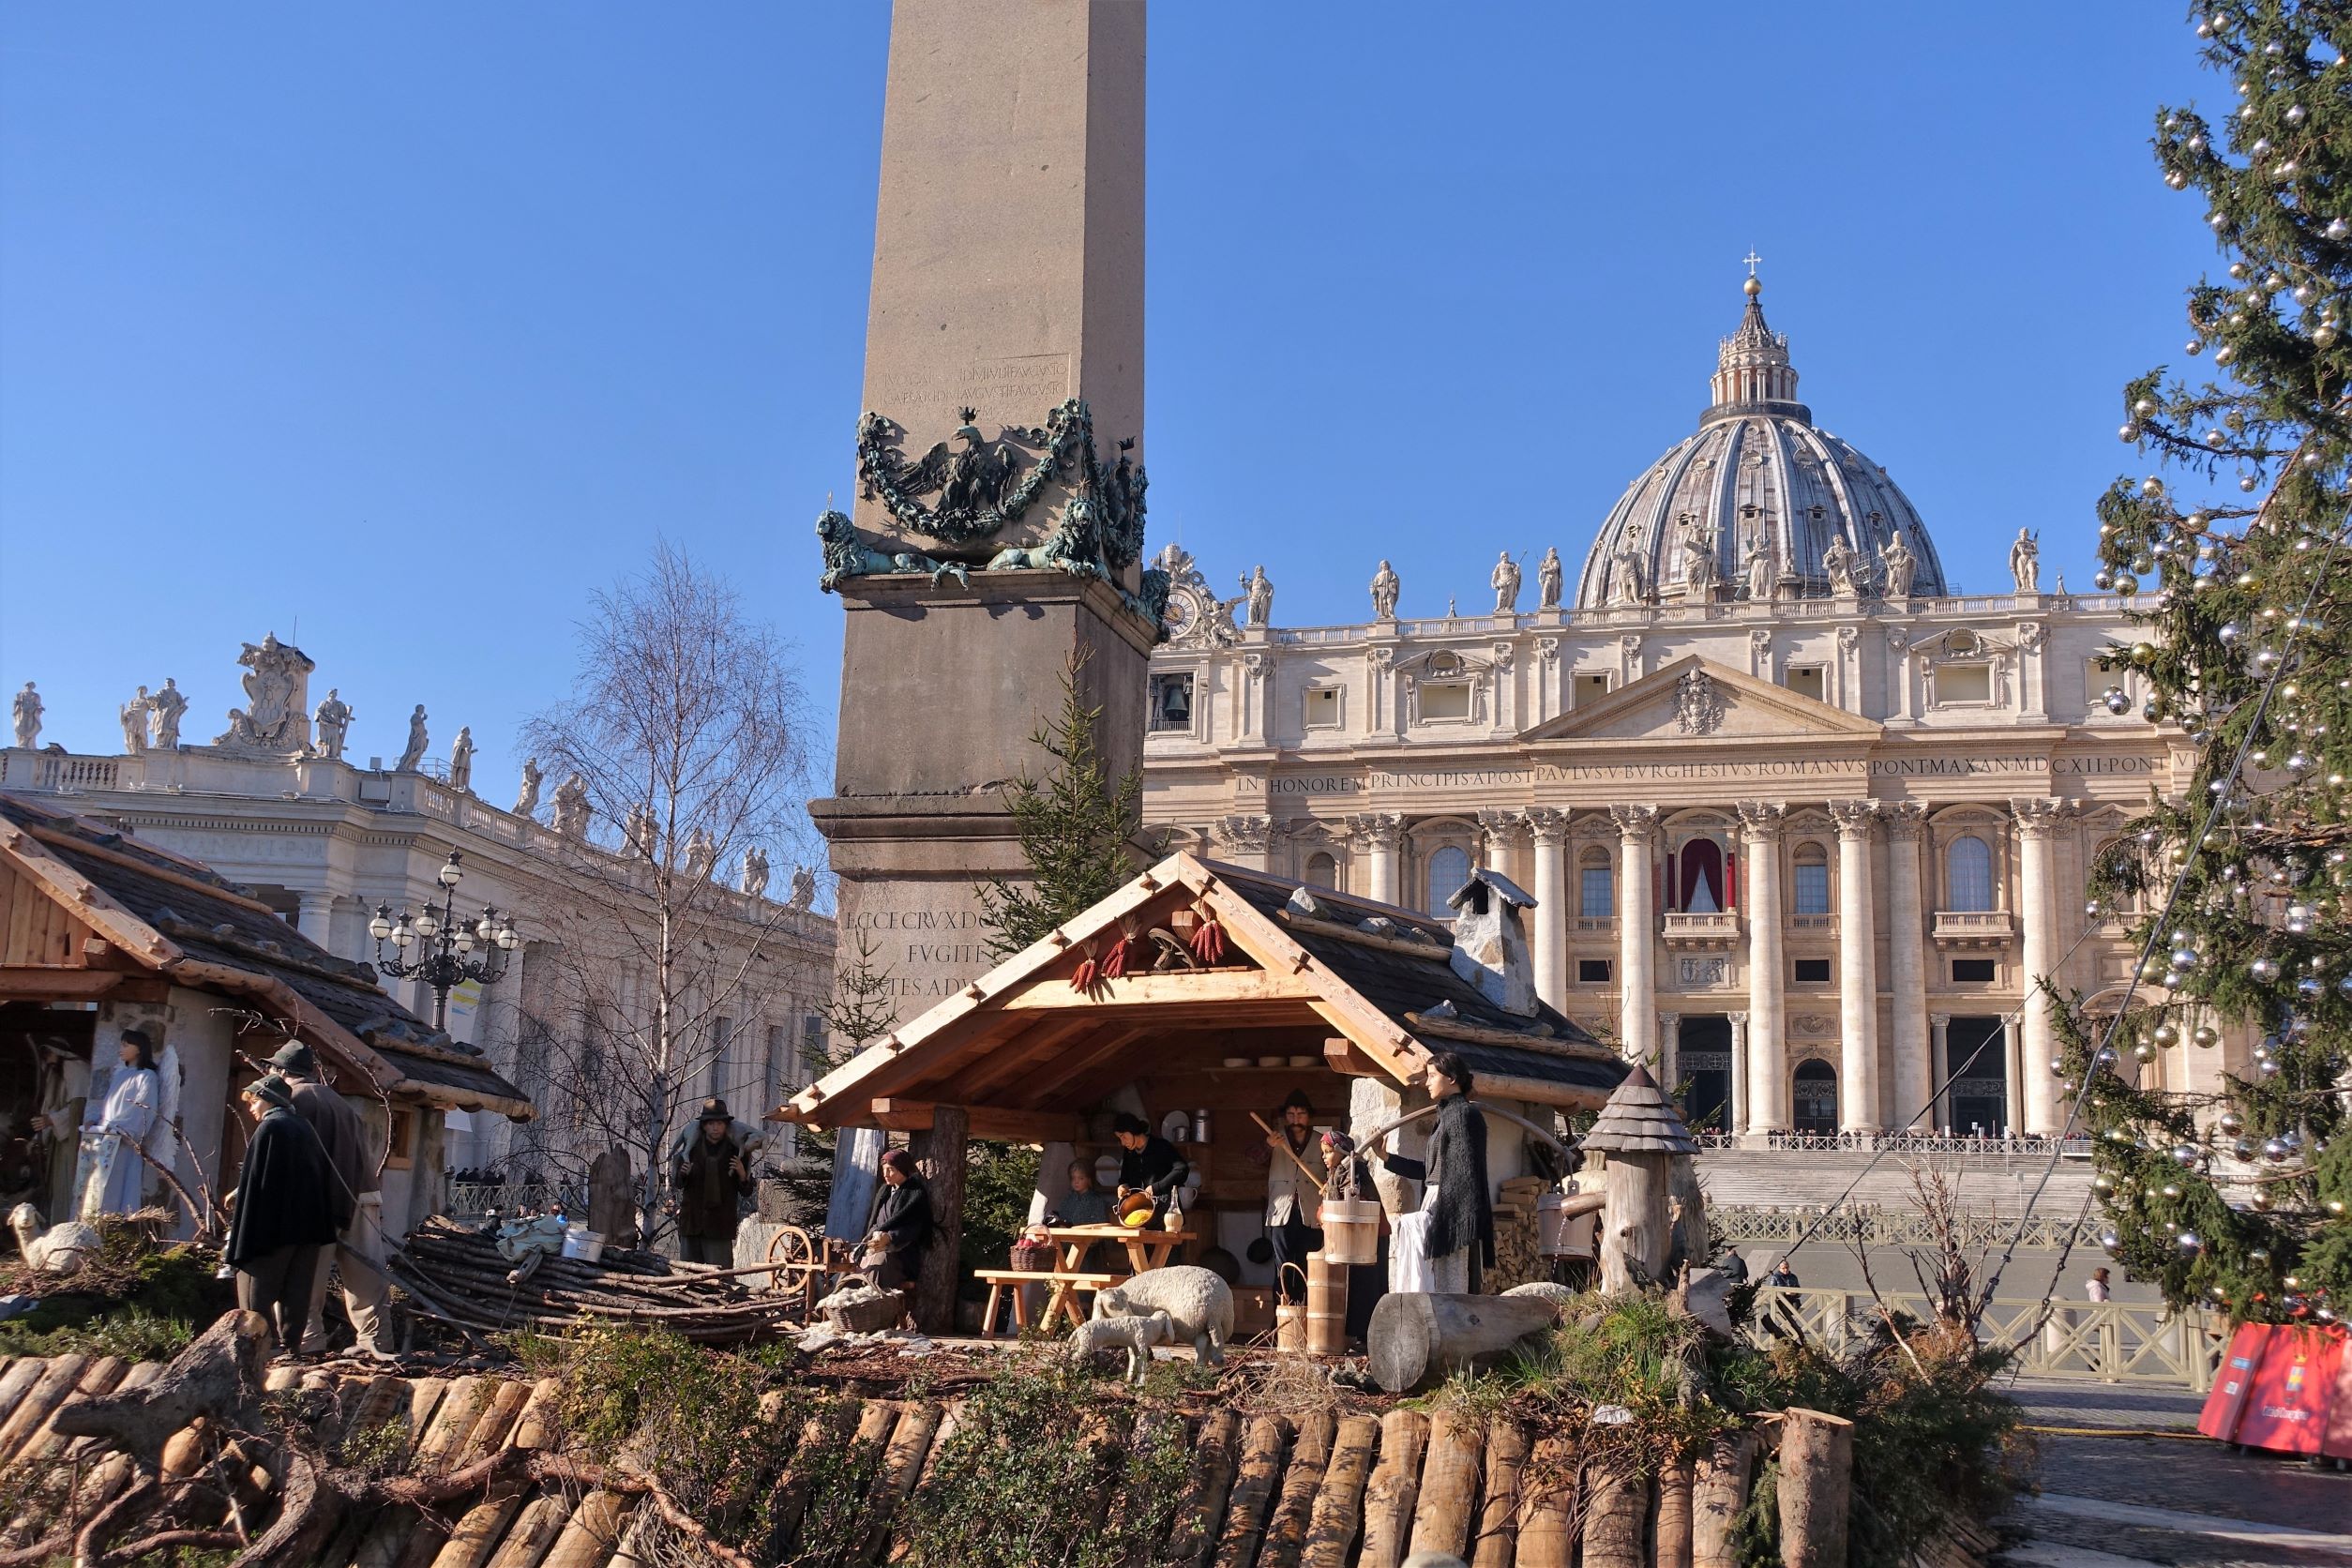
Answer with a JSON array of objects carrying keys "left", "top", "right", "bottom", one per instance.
[{"left": 516, "top": 542, "right": 814, "bottom": 1244}]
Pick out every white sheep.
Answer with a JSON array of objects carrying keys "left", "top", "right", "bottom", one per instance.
[
  {"left": 1066, "top": 1308, "right": 1176, "bottom": 1383},
  {"left": 1090, "top": 1265, "right": 1233, "bottom": 1366},
  {"left": 8, "top": 1203, "right": 99, "bottom": 1276}
]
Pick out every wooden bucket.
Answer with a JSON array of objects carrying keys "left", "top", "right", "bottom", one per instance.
[
  {"left": 1305, "top": 1252, "right": 1349, "bottom": 1355},
  {"left": 1318, "top": 1198, "right": 1381, "bottom": 1266},
  {"left": 1274, "top": 1263, "right": 1308, "bottom": 1351},
  {"left": 1537, "top": 1192, "right": 1596, "bottom": 1259}
]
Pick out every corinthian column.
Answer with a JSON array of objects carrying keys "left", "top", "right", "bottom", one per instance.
[
  {"left": 2014, "top": 798, "right": 2067, "bottom": 1134},
  {"left": 1829, "top": 799, "right": 1881, "bottom": 1133},
  {"left": 1726, "top": 1010, "right": 1750, "bottom": 1133},
  {"left": 1883, "top": 803, "right": 1931, "bottom": 1130},
  {"left": 1738, "top": 800, "right": 1789, "bottom": 1134},
  {"left": 1609, "top": 803, "right": 1659, "bottom": 1064},
  {"left": 1351, "top": 812, "right": 1404, "bottom": 905},
  {"left": 1528, "top": 807, "right": 1569, "bottom": 1009}
]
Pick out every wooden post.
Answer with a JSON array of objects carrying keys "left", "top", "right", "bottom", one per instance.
[
  {"left": 1580, "top": 1465, "right": 1648, "bottom": 1568},
  {"left": 1666, "top": 1155, "right": 1707, "bottom": 1277},
  {"left": 1358, "top": 1409, "right": 1429, "bottom": 1568},
  {"left": 1163, "top": 1410, "right": 1244, "bottom": 1568},
  {"left": 1515, "top": 1436, "right": 1579, "bottom": 1568},
  {"left": 1406, "top": 1411, "right": 1485, "bottom": 1561},
  {"left": 1302, "top": 1413, "right": 1380, "bottom": 1568},
  {"left": 910, "top": 1105, "right": 968, "bottom": 1335},
  {"left": 1691, "top": 1429, "right": 1756, "bottom": 1568},
  {"left": 1212, "top": 1416, "right": 1289, "bottom": 1568},
  {"left": 1777, "top": 1408, "right": 1853, "bottom": 1568},
  {"left": 1470, "top": 1419, "right": 1530, "bottom": 1568},
  {"left": 1601, "top": 1151, "right": 1671, "bottom": 1294},
  {"left": 588, "top": 1146, "right": 635, "bottom": 1248},
  {"left": 1653, "top": 1455, "right": 1695, "bottom": 1568},
  {"left": 1367, "top": 1292, "right": 1558, "bottom": 1394},
  {"left": 1256, "top": 1410, "right": 1334, "bottom": 1568}
]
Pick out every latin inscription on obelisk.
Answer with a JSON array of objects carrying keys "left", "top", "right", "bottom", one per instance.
[{"left": 815, "top": 0, "right": 1151, "bottom": 1012}]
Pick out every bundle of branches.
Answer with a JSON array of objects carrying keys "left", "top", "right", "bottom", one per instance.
[{"left": 385, "top": 1217, "right": 795, "bottom": 1347}]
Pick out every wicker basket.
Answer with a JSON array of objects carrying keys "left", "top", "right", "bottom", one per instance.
[
  {"left": 823, "top": 1289, "right": 908, "bottom": 1334},
  {"left": 1009, "top": 1242, "right": 1056, "bottom": 1273}
]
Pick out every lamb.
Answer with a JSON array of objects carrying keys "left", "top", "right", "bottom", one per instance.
[
  {"left": 8, "top": 1202, "right": 100, "bottom": 1276},
  {"left": 1066, "top": 1308, "right": 1177, "bottom": 1383},
  {"left": 1090, "top": 1264, "right": 1233, "bottom": 1366}
]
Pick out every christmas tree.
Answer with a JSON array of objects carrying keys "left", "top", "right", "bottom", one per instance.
[{"left": 2077, "top": 0, "right": 2351, "bottom": 1324}]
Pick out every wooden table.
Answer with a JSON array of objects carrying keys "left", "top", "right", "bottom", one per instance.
[{"left": 979, "top": 1221, "right": 1201, "bottom": 1335}]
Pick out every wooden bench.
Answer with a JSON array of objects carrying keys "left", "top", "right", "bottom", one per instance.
[{"left": 972, "top": 1269, "right": 1119, "bottom": 1336}]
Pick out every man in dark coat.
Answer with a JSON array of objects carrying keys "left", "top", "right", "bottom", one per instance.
[
  {"left": 1112, "top": 1112, "right": 1190, "bottom": 1221},
  {"left": 674, "top": 1097, "right": 752, "bottom": 1266},
  {"left": 1377, "top": 1052, "right": 1495, "bottom": 1293},
  {"left": 863, "top": 1148, "right": 933, "bottom": 1292},
  {"left": 225, "top": 1075, "right": 339, "bottom": 1356},
  {"left": 268, "top": 1042, "right": 392, "bottom": 1357}
]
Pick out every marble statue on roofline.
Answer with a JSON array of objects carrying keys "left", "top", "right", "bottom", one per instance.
[
  {"left": 2010, "top": 527, "right": 2041, "bottom": 594},
  {"left": 513, "top": 758, "right": 542, "bottom": 818},
  {"left": 1242, "top": 565, "right": 1273, "bottom": 628},
  {"left": 551, "top": 774, "right": 591, "bottom": 839},
  {"left": 1880, "top": 529, "right": 1919, "bottom": 598},
  {"left": 448, "top": 727, "right": 475, "bottom": 792},
  {"left": 118, "top": 687, "right": 151, "bottom": 755},
  {"left": 788, "top": 866, "right": 816, "bottom": 911},
  {"left": 1491, "top": 550, "right": 1521, "bottom": 614},
  {"left": 395, "top": 705, "right": 430, "bottom": 773},
  {"left": 1369, "top": 559, "right": 1400, "bottom": 619},
  {"left": 313, "top": 690, "right": 353, "bottom": 760},
  {"left": 741, "top": 846, "right": 770, "bottom": 897},
  {"left": 11, "top": 683, "right": 41, "bottom": 749},
  {"left": 145, "top": 679, "right": 187, "bottom": 749},
  {"left": 212, "top": 633, "right": 313, "bottom": 752},
  {"left": 1537, "top": 546, "right": 1563, "bottom": 610}
]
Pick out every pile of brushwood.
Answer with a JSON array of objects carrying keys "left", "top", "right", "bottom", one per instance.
[{"left": 0, "top": 1210, "right": 231, "bottom": 1360}]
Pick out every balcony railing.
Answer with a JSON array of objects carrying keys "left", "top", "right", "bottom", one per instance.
[
  {"left": 1752, "top": 1286, "right": 2224, "bottom": 1390},
  {"left": 1660, "top": 911, "right": 1741, "bottom": 949},
  {"left": 1933, "top": 910, "right": 2015, "bottom": 948}
]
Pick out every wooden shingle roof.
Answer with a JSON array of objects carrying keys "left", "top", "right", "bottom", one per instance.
[{"left": 1580, "top": 1063, "right": 1697, "bottom": 1155}]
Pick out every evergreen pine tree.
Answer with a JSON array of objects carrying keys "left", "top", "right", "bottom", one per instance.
[
  {"left": 2076, "top": 0, "right": 2351, "bottom": 1323},
  {"left": 976, "top": 651, "right": 1147, "bottom": 957}
]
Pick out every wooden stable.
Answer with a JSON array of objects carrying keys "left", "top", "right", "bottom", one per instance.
[{"left": 777, "top": 853, "right": 1628, "bottom": 1330}]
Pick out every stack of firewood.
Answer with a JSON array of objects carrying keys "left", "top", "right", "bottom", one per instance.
[{"left": 386, "top": 1217, "right": 794, "bottom": 1346}]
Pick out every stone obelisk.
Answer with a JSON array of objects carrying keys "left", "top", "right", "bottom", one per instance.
[{"left": 812, "top": 0, "right": 1153, "bottom": 1014}]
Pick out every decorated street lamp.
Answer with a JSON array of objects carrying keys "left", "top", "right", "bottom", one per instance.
[{"left": 369, "top": 851, "right": 520, "bottom": 1029}]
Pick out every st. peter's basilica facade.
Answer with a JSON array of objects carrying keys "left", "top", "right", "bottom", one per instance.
[{"left": 1142, "top": 279, "right": 2213, "bottom": 1143}]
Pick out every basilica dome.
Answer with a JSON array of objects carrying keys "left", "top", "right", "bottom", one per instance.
[{"left": 1573, "top": 279, "right": 1946, "bottom": 610}]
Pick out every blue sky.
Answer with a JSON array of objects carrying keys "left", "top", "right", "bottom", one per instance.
[{"left": 2, "top": 3, "right": 2216, "bottom": 812}]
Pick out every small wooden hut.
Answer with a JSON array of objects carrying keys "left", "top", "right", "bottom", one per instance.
[{"left": 777, "top": 852, "right": 1628, "bottom": 1328}]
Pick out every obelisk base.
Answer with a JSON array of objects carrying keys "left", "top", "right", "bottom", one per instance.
[{"left": 812, "top": 568, "right": 1156, "bottom": 1014}]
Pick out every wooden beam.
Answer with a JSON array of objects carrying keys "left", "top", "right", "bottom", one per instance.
[
  {"left": 1004, "top": 1025, "right": 1168, "bottom": 1110},
  {"left": 947, "top": 1014, "right": 1106, "bottom": 1103},
  {"left": 0, "top": 967, "right": 165, "bottom": 1003},
  {"left": 867, "top": 1098, "right": 1083, "bottom": 1145},
  {"left": 1324, "top": 1035, "right": 1385, "bottom": 1078},
  {"left": 1000, "top": 968, "right": 1321, "bottom": 1012}
]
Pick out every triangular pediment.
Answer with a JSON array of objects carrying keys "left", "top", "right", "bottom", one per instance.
[{"left": 1518, "top": 656, "right": 1881, "bottom": 744}]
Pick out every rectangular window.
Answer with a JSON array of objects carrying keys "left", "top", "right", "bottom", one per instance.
[
  {"left": 1303, "top": 686, "right": 1341, "bottom": 729},
  {"left": 1418, "top": 682, "right": 1470, "bottom": 721},
  {"left": 1579, "top": 865, "right": 1613, "bottom": 918},
  {"left": 1952, "top": 957, "right": 1998, "bottom": 983},
  {"left": 1792, "top": 863, "right": 1830, "bottom": 916},
  {"left": 802, "top": 1012, "right": 828, "bottom": 1076},
  {"left": 1576, "top": 672, "right": 1611, "bottom": 705},
  {"left": 712, "top": 1015, "right": 734, "bottom": 1102},
  {"left": 1793, "top": 957, "right": 1832, "bottom": 984},
  {"left": 1937, "top": 663, "right": 1994, "bottom": 704},
  {"left": 765, "top": 1023, "right": 789, "bottom": 1108},
  {"left": 1577, "top": 957, "right": 1613, "bottom": 984},
  {"left": 2086, "top": 658, "right": 2124, "bottom": 715},
  {"left": 1784, "top": 665, "right": 1826, "bottom": 702}
]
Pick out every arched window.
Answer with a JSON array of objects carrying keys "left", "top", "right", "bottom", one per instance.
[
  {"left": 1304, "top": 852, "right": 1337, "bottom": 890},
  {"left": 1792, "top": 843, "right": 1830, "bottom": 916},
  {"left": 1425, "top": 845, "right": 1470, "bottom": 913},
  {"left": 1579, "top": 847, "right": 1614, "bottom": 918},
  {"left": 1946, "top": 835, "right": 1995, "bottom": 912},
  {"left": 1677, "top": 837, "right": 1726, "bottom": 913}
]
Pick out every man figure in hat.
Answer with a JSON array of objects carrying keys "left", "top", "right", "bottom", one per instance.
[
  {"left": 673, "top": 1097, "right": 752, "bottom": 1266},
  {"left": 269, "top": 1043, "right": 393, "bottom": 1358},
  {"left": 225, "top": 1074, "right": 339, "bottom": 1357},
  {"left": 1261, "top": 1089, "right": 1328, "bottom": 1306}
]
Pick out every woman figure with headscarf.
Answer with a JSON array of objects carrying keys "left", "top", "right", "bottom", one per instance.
[
  {"left": 225, "top": 1075, "right": 339, "bottom": 1356},
  {"left": 862, "top": 1148, "right": 934, "bottom": 1293},
  {"left": 76, "top": 1029, "right": 159, "bottom": 1220}
]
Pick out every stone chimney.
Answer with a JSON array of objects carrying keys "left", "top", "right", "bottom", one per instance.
[{"left": 1445, "top": 867, "right": 1539, "bottom": 1018}]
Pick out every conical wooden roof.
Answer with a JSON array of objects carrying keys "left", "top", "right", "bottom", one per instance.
[{"left": 1579, "top": 1063, "right": 1697, "bottom": 1155}]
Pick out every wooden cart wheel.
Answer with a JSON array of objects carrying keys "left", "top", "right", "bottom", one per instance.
[{"left": 763, "top": 1224, "right": 823, "bottom": 1304}]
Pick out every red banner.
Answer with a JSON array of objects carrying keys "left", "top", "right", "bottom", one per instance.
[{"left": 2202, "top": 1321, "right": 2349, "bottom": 1458}]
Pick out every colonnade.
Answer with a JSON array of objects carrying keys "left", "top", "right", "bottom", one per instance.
[{"left": 1318, "top": 798, "right": 2073, "bottom": 1137}]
